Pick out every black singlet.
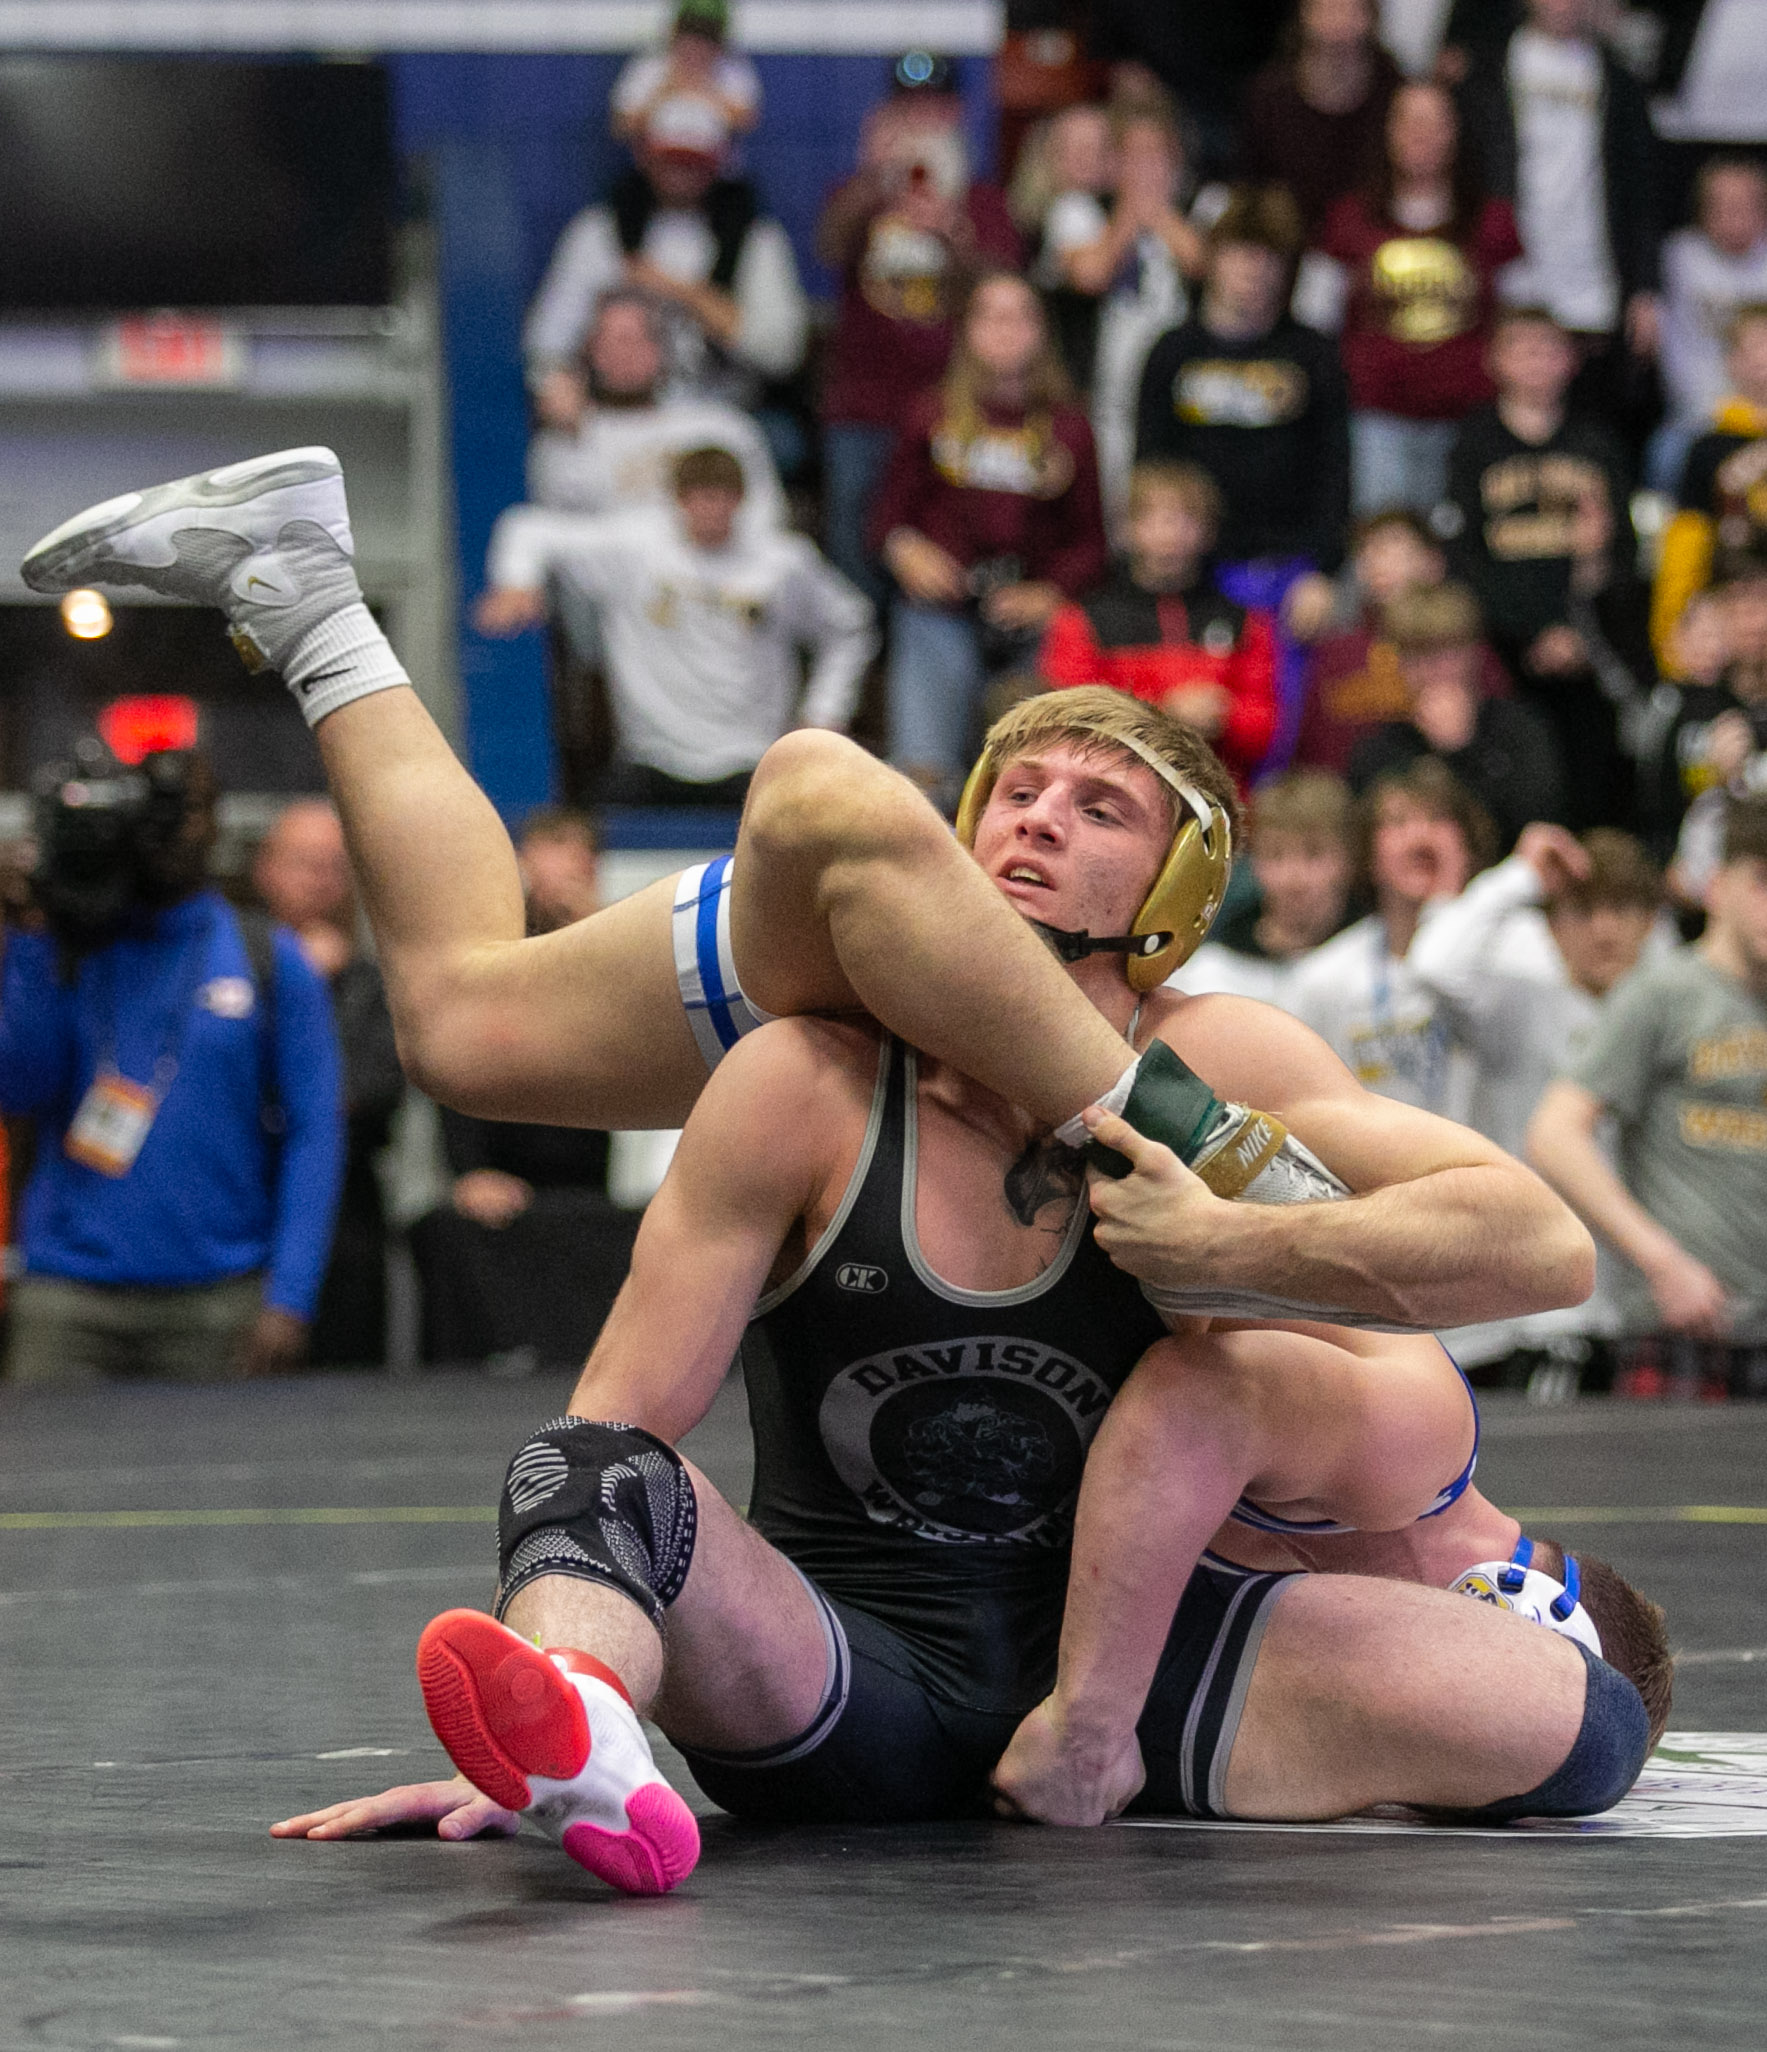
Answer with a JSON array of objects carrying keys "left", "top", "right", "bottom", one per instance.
[{"left": 740, "top": 1034, "right": 1169, "bottom": 1715}]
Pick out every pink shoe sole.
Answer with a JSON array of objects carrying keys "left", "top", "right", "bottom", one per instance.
[
  {"left": 562, "top": 1783, "right": 702, "bottom": 1896},
  {"left": 415, "top": 1609, "right": 588, "bottom": 1811}
]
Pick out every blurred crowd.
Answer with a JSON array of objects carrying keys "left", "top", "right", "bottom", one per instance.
[
  {"left": 471, "top": 0, "right": 1767, "bottom": 1401},
  {"left": 3, "top": 0, "right": 1765, "bottom": 1398},
  {"left": 473, "top": 0, "right": 1767, "bottom": 866}
]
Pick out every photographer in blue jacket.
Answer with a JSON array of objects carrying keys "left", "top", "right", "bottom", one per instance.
[{"left": 0, "top": 745, "right": 344, "bottom": 1381}]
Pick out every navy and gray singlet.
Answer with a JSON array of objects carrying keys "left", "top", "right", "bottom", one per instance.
[
  {"left": 738, "top": 1031, "right": 1170, "bottom": 1716},
  {"left": 681, "top": 1030, "right": 1295, "bottom": 1823}
]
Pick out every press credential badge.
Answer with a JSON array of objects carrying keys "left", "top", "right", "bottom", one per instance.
[{"left": 64, "top": 1069, "right": 161, "bottom": 1176}]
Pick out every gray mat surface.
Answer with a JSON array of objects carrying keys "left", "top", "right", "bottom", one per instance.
[{"left": 4, "top": 1372, "right": 1766, "bottom": 2051}]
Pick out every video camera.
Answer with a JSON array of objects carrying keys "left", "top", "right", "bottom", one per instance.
[{"left": 29, "top": 740, "right": 207, "bottom": 952}]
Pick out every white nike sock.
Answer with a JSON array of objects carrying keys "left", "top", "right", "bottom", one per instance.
[
  {"left": 277, "top": 602, "right": 412, "bottom": 728},
  {"left": 1053, "top": 1056, "right": 1140, "bottom": 1151}
]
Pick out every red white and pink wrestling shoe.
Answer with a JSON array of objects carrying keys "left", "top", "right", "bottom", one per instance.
[{"left": 415, "top": 1608, "right": 700, "bottom": 1896}]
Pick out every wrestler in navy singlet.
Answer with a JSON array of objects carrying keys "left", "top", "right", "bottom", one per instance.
[
  {"left": 739, "top": 1033, "right": 1169, "bottom": 1715},
  {"left": 683, "top": 1030, "right": 1296, "bottom": 1824}
]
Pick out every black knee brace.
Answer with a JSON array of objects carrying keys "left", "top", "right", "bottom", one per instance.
[
  {"left": 1462, "top": 1645, "right": 1650, "bottom": 1823},
  {"left": 494, "top": 1417, "right": 698, "bottom": 1629}
]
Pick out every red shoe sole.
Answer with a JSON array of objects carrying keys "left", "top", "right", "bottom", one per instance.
[
  {"left": 562, "top": 1783, "right": 702, "bottom": 1896},
  {"left": 415, "top": 1609, "right": 590, "bottom": 1811}
]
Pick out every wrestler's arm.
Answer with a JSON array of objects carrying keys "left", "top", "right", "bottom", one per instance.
[
  {"left": 995, "top": 1322, "right": 1473, "bottom": 1826},
  {"left": 1098, "top": 997, "right": 1594, "bottom": 1330},
  {"left": 559, "top": 1019, "right": 841, "bottom": 1438}
]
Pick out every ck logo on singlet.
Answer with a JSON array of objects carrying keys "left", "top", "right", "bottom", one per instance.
[{"left": 834, "top": 1263, "right": 889, "bottom": 1294}]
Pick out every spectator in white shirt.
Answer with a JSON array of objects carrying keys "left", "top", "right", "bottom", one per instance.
[
  {"left": 478, "top": 446, "right": 876, "bottom": 805},
  {"left": 523, "top": 289, "right": 785, "bottom": 526},
  {"left": 1408, "top": 819, "right": 1667, "bottom": 1379},
  {"left": 1288, "top": 755, "right": 1494, "bottom": 1118},
  {"left": 1169, "top": 769, "right": 1357, "bottom": 1007},
  {"left": 1051, "top": 108, "right": 1209, "bottom": 527},
  {"left": 1652, "top": 158, "right": 1767, "bottom": 491},
  {"left": 610, "top": 0, "right": 761, "bottom": 150},
  {"left": 1455, "top": 0, "right": 1662, "bottom": 423},
  {"left": 525, "top": 96, "right": 807, "bottom": 422},
  {"left": 496, "top": 289, "right": 787, "bottom": 796}
]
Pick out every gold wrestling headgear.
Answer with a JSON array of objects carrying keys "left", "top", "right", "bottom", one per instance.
[{"left": 954, "top": 722, "right": 1233, "bottom": 991}]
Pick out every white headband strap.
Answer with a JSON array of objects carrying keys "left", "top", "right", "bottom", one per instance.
[{"left": 1101, "top": 733, "right": 1218, "bottom": 837}]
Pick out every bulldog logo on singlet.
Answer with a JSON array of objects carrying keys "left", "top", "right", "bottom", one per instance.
[{"left": 818, "top": 1334, "right": 1114, "bottom": 1545}]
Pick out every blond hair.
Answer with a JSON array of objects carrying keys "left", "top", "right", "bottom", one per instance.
[
  {"left": 1206, "top": 182, "right": 1304, "bottom": 262},
  {"left": 979, "top": 686, "right": 1242, "bottom": 836},
  {"left": 1251, "top": 769, "right": 1354, "bottom": 849}
]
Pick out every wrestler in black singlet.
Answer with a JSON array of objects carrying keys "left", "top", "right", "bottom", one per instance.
[{"left": 678, "top": 1035, "right": 1298, "bottom": 1825}]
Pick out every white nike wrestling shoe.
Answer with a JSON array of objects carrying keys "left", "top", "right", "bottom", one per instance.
[
  {"left": 19, "top": 448, "right": 407, "bottom": 727},
  {"left": 416, "top": 1608, "right": 701, "bottom": 1897}
]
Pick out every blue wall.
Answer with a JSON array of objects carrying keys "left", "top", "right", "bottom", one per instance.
[{"left": 387, "top": 52, "right": 994, "bottom": 817}]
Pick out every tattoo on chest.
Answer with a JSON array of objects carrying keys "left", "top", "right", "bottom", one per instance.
[{"left": 1004, "top": 1135, "right": 1084, "bottom": 1230}]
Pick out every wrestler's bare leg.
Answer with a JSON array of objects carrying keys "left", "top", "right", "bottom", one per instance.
[
  {"left": 25, "top": 453, "right": 1138, "bottom": 1132},
  {"left": 315, "top": 691, "right": 705, "bottom": 1127},
  {"left": 316, "top": 700, "right": 1133, "bottom": 1130},
  {"left": 1221, "top": 1574, "right": 1588, "bottom": 1818},
  {"left": 275, "top": 1564, "right": 1592, "bottom": 1844},
  {"left": 993, "top": 1326, "right": 1473, "bottom": 1824},
  {"left": 732, "top": 731, "right": 1134, "bottom": 1124},
  {"left": 499, "top": 1459, "right": 832, "bottom": 1752}
]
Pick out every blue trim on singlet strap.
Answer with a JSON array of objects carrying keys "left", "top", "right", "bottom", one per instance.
[
  {"left": 1227, "top": 1346, "right": 1480, "bottom": 1538},
  {"left": 693, "top": 855, "right": 744, "bottom": 1054}
]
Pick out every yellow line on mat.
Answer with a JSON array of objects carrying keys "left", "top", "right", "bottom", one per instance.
[
  {"left": 0, "top": 1506, "right": 497, "bottom": 1531},
  {"left": 1509, "top": 1506, "right": 1767, "bottom": 1526},
  {"left": 5, "top": 1505, "right": 1767, "bottom": 1533}
]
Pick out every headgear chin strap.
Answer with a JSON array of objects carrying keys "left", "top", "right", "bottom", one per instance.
[
  {"left": 953, "top": 731, "right": 1233, "bottom": 991},
  {"left": 1024, "top": 921, "right": 1170, "bottom": 968},
  {"left": 1450, "top": 1535, "right": 1602, "bottom": 1658}
]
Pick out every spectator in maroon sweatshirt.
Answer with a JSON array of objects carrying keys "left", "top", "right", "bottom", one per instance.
[
  {"left": 1039, "top": 458, "right": 1278, "bottom": 790},
  {"left": 817, "top": 52, "right": 1024, "bottom": 615},
  {"left": 870, "top": 270, "right": 1110, "bottom": 806},
  {"left": 1315, "top": 79, "right": 1522, "bottom": 515},
  {"left": 1239, "top": 0, "right": 1400, "bottom": 237}
]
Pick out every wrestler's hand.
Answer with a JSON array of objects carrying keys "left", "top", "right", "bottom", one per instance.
[
  {"left": 1083, "top": 1110, "right": 1228, "bottom": 1289},
  {"left": 991, "top": 1697, "right": 1146, "bottom": 1828},
  {"left": 270, "top": 1774, "right": 519, "bottom": 1841}
]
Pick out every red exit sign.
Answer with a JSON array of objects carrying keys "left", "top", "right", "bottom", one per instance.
[{"left": 98, "top": 315, "right": 244, "bottom": 389}]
